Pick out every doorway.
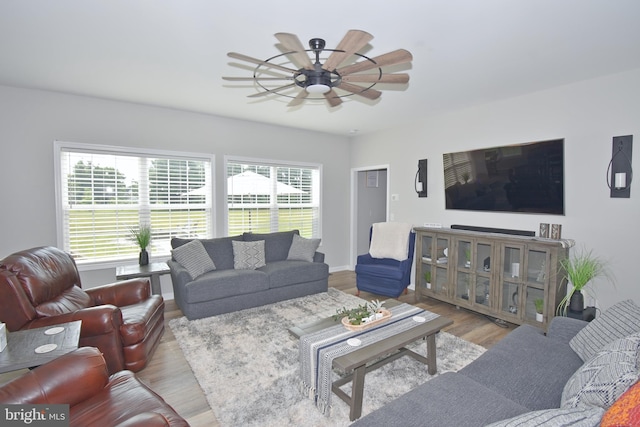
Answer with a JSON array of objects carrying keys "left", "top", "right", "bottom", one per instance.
[{"left": 351, "top": 166, "right": 388, "bottom": 268}]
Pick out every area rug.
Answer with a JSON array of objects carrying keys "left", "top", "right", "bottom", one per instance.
[{"left": 169, "top": 288, "right": 486, "bottom": 426}]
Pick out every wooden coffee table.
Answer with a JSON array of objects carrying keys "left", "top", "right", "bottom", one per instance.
[
  {"left": 0, "top": 321, "right": 81, "bottom": 374},
  {"left": 290, "top": 305, "right": 453, "bottom": 421}
]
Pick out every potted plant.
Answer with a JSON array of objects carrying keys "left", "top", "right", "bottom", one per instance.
[
  {"left": 534, "top": 298, "right": 544, "bottom": 322},
  {"left": 556, "top": 248, "right": 610, "bottom": 316},
  {"left": 424, "top": 270, "right": 432, "bottom": 289},
  {"left": 333, "top": 299, "right": 388, "bottom": 328},
  {"left": 130, "top": 224, "right": 152, "bottom": 266}
]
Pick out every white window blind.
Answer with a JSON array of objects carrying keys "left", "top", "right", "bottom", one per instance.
[
  {"left": 55, "top": 142, "right": 213, "bottom": 265},
  {"left": 226, "top": 160, "right": 320, "bottom": 238}
]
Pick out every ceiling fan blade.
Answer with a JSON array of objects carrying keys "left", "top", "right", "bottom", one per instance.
[
  {"left": 274, "top": 33, "right": 314, "bottom": 70},
  {"left": 324, "top": 90, "right": 343, "bottom": 107},
  {"left": 341, "top": 73, "right": 410, "bottom": 84},
  {"left": 227, "top": 52, "right": 297, "bottom": 74},
  {"left": 222, "top": 76, "right": 293, "bottom": 81},
  {"left": 336, "top": 82, "right": 382, "bottom": 100},
  {"left": 337, "top": 49, "right": 413, "bottom": 76},
  {"left": 247, "top": 83, "right": 296, "bottom": 98},
  {"left": 287, "top": 90, "right": 309, "bottom": 107},
  {"left": 322, "top": 30, "right": 374, "bottom": 72}
]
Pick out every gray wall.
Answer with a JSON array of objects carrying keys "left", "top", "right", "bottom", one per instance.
[
  {"left": 350, "top": 68, "right": 640, "bottom": 311},
  {"left": 0, "top": 85, "right": 351, "bottom": 293}
]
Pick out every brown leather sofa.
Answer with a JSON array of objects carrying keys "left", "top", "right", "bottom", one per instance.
[
  {"left": 0, "top": 246, "right": 164, "bottom": 374},
  {"left": 0, "top": 347, "right": 189, "bottom": 427}
]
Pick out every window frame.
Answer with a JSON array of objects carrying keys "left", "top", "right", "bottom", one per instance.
[
  {"left": 54, "top": 140, "right": 215, "bottom": 271},
  {"left": 224, "top": 155, "right": 322, "bottom": 239}
]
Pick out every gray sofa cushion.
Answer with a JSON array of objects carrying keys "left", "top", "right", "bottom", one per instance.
[
  {"left": 570, "top": 299, "right": 640, "bottom": 361},
  {"left": 172, "top": 235, "right": 243, "bottom": 270},
  {"left": 287, "top": 234, "right": 321, "bottom": 262},
  {"left": 171, "top": 239, "right": 216, "bottom": 279},
  {"left": 352, "top": 372, "right": 529, "bottom": 427},
  {"left": 460, "top": 324, "right": 584, "bottom": 410},
  {"left": 485, "top": 406, "right": 604, "bottom": 427},
  {"left": 562, "top": 332, "right": 640, "bottom": 410},
  {"left": 243, "top": 230, "right": 298, "bottom": 262},
  {"left": 232, "top": 240, "right": 266, "bottom": 270},
  {"left": 183, "top": 269, "right": 269, "bottom": 303},
  {"left": 258, "top": 260, "right": 329, "bottom": 288}
]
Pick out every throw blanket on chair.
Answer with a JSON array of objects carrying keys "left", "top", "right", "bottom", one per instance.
[
  {"left": 298, "top": 303, "right": 437, "bottom": 416},
  {"left": 368, "top": 222, "right": 413, "bottom": 261}
]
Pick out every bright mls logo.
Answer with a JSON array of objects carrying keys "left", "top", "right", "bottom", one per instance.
[{"left": 1, "top": 405, "right": 69, "bottom": 426}]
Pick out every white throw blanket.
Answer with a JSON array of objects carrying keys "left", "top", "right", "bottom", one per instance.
[{"left": 368, "top": 222, "right": 413, "bottom": 261}]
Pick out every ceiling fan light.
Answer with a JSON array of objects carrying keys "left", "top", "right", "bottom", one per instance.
[{"left": 306, "top": 84, "right": 331, "bottom": 94}]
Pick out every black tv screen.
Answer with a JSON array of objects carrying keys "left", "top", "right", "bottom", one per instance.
[{"left": 443, "top": 139, "right": 564, "bottom": 215}]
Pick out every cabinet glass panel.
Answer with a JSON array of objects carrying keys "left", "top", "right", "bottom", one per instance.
[
  {"left": 474, "top": 277, "right": 491, "bottom": 306},
  {"left": 421, "top": 235, "right": 434, "bottom": 261},
  {"left": 503, "top": 246, "right": 521, "bottom": 280},
  {"left": 457, "top": 240, "right": 472, "bottom": 269},
  {"left": 456, "top": 271, "right": 470, "bottom": 301},
  {"left": 476, "top": 243, "right": 492, "bottom": 273},
  {"left": 435, "top": 266, "right": 448, "bottom": 294},
  {"left": 527, "top": 250, "right": 547, "bottom": 283},
  {"left": 502, "top": 282, "right": 520, "bottom": 316},
  {"left": 436, "top": 238, "right": 449, "bottom": 265},
  {"left": 526, "top": 287, "right": 545, "bottom": 323}
]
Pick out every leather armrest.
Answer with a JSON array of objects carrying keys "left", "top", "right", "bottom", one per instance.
[
  {"left": 115, "top": 413, "right": 171, "bottom": 427},
  {"left": 87, "top": 278, "right": 151, "bottom": 307},
  {"left": 0, "top": 347, "right": 108, "bottom": 405},
  {"left": 24, "top": 305, "right": 124, "bottom": 336}
]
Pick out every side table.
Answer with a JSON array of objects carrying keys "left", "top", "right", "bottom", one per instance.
[
  {"left": 0, "top": 321, "right": 82, "bottom": 374},
  {"left": 116, "top": 262, "right": 171, "bottom": 295}
]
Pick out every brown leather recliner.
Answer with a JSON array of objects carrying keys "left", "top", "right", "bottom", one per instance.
[
  {"left": 0, "top": 347, "right": 188, "bottom": 427},
  {"left": 0, "top": 246, "right": 164, "bottom": 374}
]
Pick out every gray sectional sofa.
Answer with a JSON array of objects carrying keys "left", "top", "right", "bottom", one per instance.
[
  {"left": 167, "top": 230, "right": 329, "bottom": 320},
  {"left": 353, "top": 299, "right": 640, "bottom": 427}
]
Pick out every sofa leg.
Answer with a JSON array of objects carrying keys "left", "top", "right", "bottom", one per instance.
[
  {"left": 356, "top": 289, "right": 360, "bottom": 296},
  {"left": 404, "top": 288, "right": 408, "bottom": 295}
]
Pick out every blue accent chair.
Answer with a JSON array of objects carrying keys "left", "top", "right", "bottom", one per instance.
[{"left": 355, "top": 229, "right": 416, "bottom": 298}]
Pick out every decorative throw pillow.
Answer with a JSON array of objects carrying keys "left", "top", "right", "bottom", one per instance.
[
  {"left": 485, "top": 407, "right": 604, "bottom": 427},
  {"left": 561, "top": 332, "right": 640, "bottom": 410},
  {"left": 600, "top": 380, "right": 640, "bottom": 426},
  {"left": 232, "top": 240, "right": 266, "bottom": 270},
  {"left": 287, "top": 234, "right": 321, "bottom": 262},
  {"left": 570, "top": 300, "right": 640, "bottom": 361},
  {"left": 171, "top": 240, "right": 216, "bottom": 279}
]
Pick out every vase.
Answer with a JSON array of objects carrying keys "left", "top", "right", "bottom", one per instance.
[
  {"left": 139, "top": 249, "right": 149, "bottom": 266},
  {"left": 569, "top": 290, "right": 584, "bottom": 313}
]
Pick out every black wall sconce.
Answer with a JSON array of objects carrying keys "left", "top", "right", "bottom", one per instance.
[
  {"left": 606, "top": 135, "right": 633, "bottom": 198},
  {"left": 415, "top": 159, "right": 427, "bottom": 197}
]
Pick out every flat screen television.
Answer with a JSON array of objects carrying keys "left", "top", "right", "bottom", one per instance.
[{"left": 443, "top": 138, "right": 564, "bottom": 215}]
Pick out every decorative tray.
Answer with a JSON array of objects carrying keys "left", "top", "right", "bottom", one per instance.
[{"left": 341, "top": 309, "right": 391, "bottom": 332}]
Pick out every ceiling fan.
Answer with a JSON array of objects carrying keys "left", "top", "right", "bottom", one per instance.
[{"left": 222, "top": 30, "right": 413, "bottom": 107}]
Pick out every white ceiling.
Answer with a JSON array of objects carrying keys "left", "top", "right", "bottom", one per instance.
[{"left": 2, "top": 1, "right": 640, "bottom": 136}]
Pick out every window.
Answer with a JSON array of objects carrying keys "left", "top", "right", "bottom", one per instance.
[
  {"left": 226, "top": 158, "right": 321, "bottom": 238},
  {"left": 55, "top": 141, "right": 213, "bottom": 266}
]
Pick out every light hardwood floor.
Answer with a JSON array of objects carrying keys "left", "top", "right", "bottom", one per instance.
[
  {"left": 0, "top": 271, "right": 515, "bottom": 427},
  {"left": 137, "top": 270, "right": 516, "bottom": 426}
]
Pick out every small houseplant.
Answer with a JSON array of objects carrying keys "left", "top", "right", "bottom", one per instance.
[
  {"left": 556, "top": 248, "right": 610, "bottom": 316},
  {"left": 333, "top": 299, "right": 387, "bottom": 326},
  {"left": 424, "top": 270, "right": 432, "bottom": 289},
  {"left": 534, "top": 298, "right": 544, "bottom": 322},
  {"left": 130, "top": 224, "right": 152, "bottom": 266}
]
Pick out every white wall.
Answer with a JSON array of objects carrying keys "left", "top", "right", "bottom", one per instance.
[
  {"left": 0, "top": 85, "right": 351, "bottom": 293},
  {"left": 350, "top": 68, "right": 640, "bottom": 311}
]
